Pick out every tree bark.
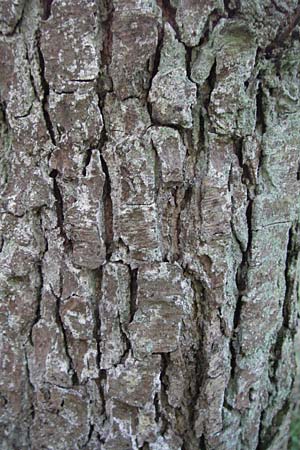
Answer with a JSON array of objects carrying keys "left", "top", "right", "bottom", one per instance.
[{"left": 0, "top": 1, "right": 299, "bottom": 449}]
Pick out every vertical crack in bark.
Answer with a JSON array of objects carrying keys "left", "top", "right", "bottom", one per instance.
[
  {"left": 184, "top": 45, "right": 193, "bottom": 83},
  {"left": 90, "top": 268, "right": 107, "bottom": 425},
  {"left": 199, "top": 434, "right": 207, "bottom": 450},
  {"left": 180, "top": 272, "right": 206, "bottom": 447},
  {"left": 204, "top": 61, "right": 217, "bottom": 113},
  {"left": 256, "top": 399, "right": 290, "bottom": 449},
  {"left": 81, "top": 423, "right": 94, "bottom": 450},
  {"left": 147, "top": 26, "right": 164, "bottom": 120},
  {"left": 99, "top": 149, "right": 113, "bottom": 260},
  {"left": 29, "top": 215, "right": 48, "bottom": 345},
  {"left": 189, "top": 277, "right": 205, "bottom": 440},
  {"left": 269, "top": 223, "right": 299, "bottom": 382},
  {"left": 24, "top": 345, "right": 35, "bottom": 442},
  {"left": 25, "top": 45, "right": 38, "bottom": 100},
  {"left": 29, "top": 262, "right": 43, "bottom": 345},
  {"left": 41, "top": 0, "right": 55, "bottom": 21},
  {"left": 282, "top": 224, "right": 298, "bottom": 329},
  {"left": 99, "top": 0, "right": 114, "bottom": 68},
  {"left": 36, "top": 40, "right": 56, "bottom": 145},
  {"left": 229, "top": 138, "right": 254, "bottom": 379},
  {"left": 90, "top": 268, "right": 103, "bottom": 372},
  {"left": 154, "top": 392, "right": 160, "bottom": 424},
  {"left": 82, "top": 148, "right": 92, "bottom": 176},
  {"left": 50, "top": 284, "right": 79, "bottom": 385},
  {"left": 157, "top": 0, "right": 179, "bottom": 39},
  {"left": 158, "top": 353, "right": 171, "bottom": 436},
  {"left": 173, "top": 186, "right": 182, "bottom": 262},
  {"left": 97, "top": 369, "right": 108, "bottom": 427},
  {"left": 151, "top": 139, "right": 162, "bottom": 204},
  {"left": 0, "top": 101, "right": 12, "bottom": 188},
  {"left": 49, "top": 169, "right": 72, "bottom": 251},
  {"left": 224, "top": 0, "right": 240, "bottom": 18},
  {"left": 255, "top": 82, "right": 266, "bottom": 136},
  {"left": 129, "top": 267, "right": 138, "bottom": 324}
]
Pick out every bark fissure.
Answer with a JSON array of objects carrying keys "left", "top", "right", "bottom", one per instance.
[
  {"left": 50, "top": 285, "right": 79, "bottom": 385},
  {"left": 49, "top": 169, "right": 72, "bottom": 250},
  {"left": 283, "top": 224, "right": 298, "bottom": 328},
  {"left": 157, "top": 0, "right": 179, "bottom": 39},
  {"left": 159, "top": 353, "right": 171, "bottom": 436},
  {"left": 129, "top": 267, "right": 138, "bottom": 324},
  {"left": 224, "top": 0, "right": 240, "bottom": 18},
  {"left": 99, "top": 151, "right": 113, "bottom": 260},
  {"left": 204, "top": 60, "right": 217, "bottom": 112},
  {"left": 99, "top": 0, "right": 114, "bottom": 68},
  {"left": 29, "top": 262, "right": 43, "bottom": 345},
  {"left": 41, "top": 0, "right": 55, "bottom": 21},
  {"left": 91, "top": 268, "right": 103, "bottom": 371},
  {"left": 82, "top": 148, "right": 92, "bottom": 176},
  {"left": 147, "top": 27, "right": 164, "bottom": 120},
  {"left": 36, "top": 41, "right": 56, "bottom": 146}
]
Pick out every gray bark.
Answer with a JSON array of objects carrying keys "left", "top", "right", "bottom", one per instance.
[{"left": 0, "top": 1, "right": 299, "bottom": 449}]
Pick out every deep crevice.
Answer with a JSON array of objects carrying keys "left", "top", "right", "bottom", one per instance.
[
  {"left": 99, "top": 151, "right": 113, "bottom": 260},
  {"left": 256, "top": 399, "right": 290, "bottom": 450},
  {"left": 159, "top": 353, "right": 171, "bottom": 436},
  {"left": 147, "top": 25, "right": 164, "bottom": 119},
  {"left": 36, "top": 41, "right": 56, "bottom": 145},
  {"left": 29, "top": 262, "right": 43, "bottom": 345},
  {"left": 199, "top": 434, "right": 207, "bottom": 450},
  {"left": 25, "top": 46, "right": 38, "bottom": 100},
  {"left": 50, "top": 285, "right": 79, "bottom": 385},
  {"left": 49, "top": 169, "right": 72, "bottom": 251},
  {"left": 100, "top": 1, "right": 114, "bottom": 68},
  {"left": 97, "top": 369, "right": 107, "bottom": 419},
  {"left": 157, "top": 0, "right": 179, "bottom": 39},
  {"left": 82, "top": 148, "right": 92, "bottom": 176},
  {"left": 154, "top": 392, "right": 160, "bottom": 424},
  {"left": 283, "top": 224, "right": 298, "bottom": 329},
  {"left": 41, "top": 0, "right": 55, "bottom": 20},
  {"left": 81, "top": 423, "right": 94, "bottom": 449},
  {"left": 184, "top": 44, "right": 194, "bottom": 84},
  {"left": 255, "top": 82, "right": 266, "bottom": 135},
  {"left": 204, "top": 60, "right": 216, "bottom": 111},
  {"left": 224, "top": 0, "right": 240, "bottom": 18},
  {"left": 185, "top": 276, "right": 205, "bottom": 443},
  {"left": 90, "top": 268, "right": 103, "bottom": 372},
  {"left": 129, "top": 267, "right": 138, "bottom": 323},
  {"left": 24, "top": 347, "right": 35, "bottom": 421}
]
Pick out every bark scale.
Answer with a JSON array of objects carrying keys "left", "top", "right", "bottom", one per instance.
[{"left": 0, "top": 1, "right": 299, "bottom": 449}]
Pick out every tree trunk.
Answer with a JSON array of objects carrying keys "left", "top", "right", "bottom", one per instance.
[{"left": 0, "top": 1, "right": 299, "bottom": 449}]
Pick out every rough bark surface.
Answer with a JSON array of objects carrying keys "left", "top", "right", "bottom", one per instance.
[{"left": 0, "top": 1, "right": 299, "bottom": 449}]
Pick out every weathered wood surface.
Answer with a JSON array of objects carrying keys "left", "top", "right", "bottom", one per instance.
[{"left": 0, "top": 1, "right": 299, "bottom": 449}]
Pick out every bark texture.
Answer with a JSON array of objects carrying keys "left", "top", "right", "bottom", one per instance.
[{"left": 0, "top": 1, "right": 300, "bottom": 449}]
